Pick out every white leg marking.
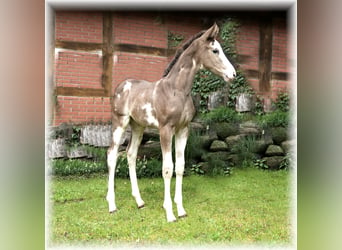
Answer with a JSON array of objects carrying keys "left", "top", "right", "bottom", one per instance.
[
  {"left": 175, "top": 128, "right": 188, "bottom": 218},
  {"left": 162, "top": 151, "right": 176, "bottom": 222},
  {"left": 107, "top": 126, "right": 126, "bottom": 213},
  {"left": 127, "top": 126, "right": 145, "bottom": 208},
  {"left": 107, "top": 145, "right": 119, "bottom": 213}
]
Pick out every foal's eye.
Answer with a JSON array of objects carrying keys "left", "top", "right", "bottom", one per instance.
[{"left": 212, "top": 49, "right": 219, "bottom": 54}]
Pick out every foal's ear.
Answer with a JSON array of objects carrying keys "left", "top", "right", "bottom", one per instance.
[{"left": 203, "top": 23, "right": 219, "bottom": 42}]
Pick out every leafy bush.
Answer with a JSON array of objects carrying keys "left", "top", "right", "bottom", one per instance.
[
  {"left": 257, "top": 110, "right": 290, "bottom": 128},
  {"left": 200, "top": 106, "right": 242, "bottom": 124},
  {"left": 274, "top": 91, "right": 291, "bottom": 112},
  {"left": 254, "top": 158, "right": 269, "bottom": 170}
]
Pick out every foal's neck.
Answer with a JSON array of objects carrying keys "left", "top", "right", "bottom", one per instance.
[{"left": 164, "top": 50, "right": 200, "bottom": 95}]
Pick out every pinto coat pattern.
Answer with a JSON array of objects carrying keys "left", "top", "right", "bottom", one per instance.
[{"left": 106, "top": 23, "right": 236, "bottom": 222}]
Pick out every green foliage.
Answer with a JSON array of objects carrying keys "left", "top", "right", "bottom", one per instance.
[
  {"left": 207, "top": 157, "right": 232, "bottom": 176},
  {"left": 200, "top": 106, "right": 242, "bottom": 124},
  {"left": 257, "top": 110, "right": 290, "bottom": 128},
  {"left": 168, "top": 32, "right": 184, "bottom": 48},
  {"left": 190, "top": 164, "right": 205, "bottom": 175},
  {"left": 231, "top": 135, "right": 259, "bottom": 167},
  {"left": 254, "top": 158, "right": 269, "bottom": 170},
  {"left": 219, "top": 17, "right": 239, "bottom": 60},
  {"left": 51, "top": 159, "right": 107, "bottom": 176},
  {"left": 253, "top": 96, "right": 266, "bottom": 116},
  {"left": 274, "top": 90, "right": 291, "bottom": 112},
  {"left": 279, "top": 153, "right": 293, "bottom": 170}
]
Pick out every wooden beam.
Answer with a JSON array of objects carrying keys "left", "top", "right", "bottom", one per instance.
[
  {"left": 55, "top": 87, "right": 107, "bottom": 97},
  {"left": 114, "top": 43, "right": 174, "bottom": 57},
  {"left": 102, "top": 12, "right": 114, "bottom": 96},
  {"left": 271, "top": 71, "right": 288, "bottom": 81},
  {"left": 258, "top": 18, "right": 273, "bottom": 92},
  {"left": 55, "top": 40, "right": 102, "bottom": 51}
]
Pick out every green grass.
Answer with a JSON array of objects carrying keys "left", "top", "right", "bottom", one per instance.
[{"left": 48, "top": 168, "right": 292, "bottom": 247}]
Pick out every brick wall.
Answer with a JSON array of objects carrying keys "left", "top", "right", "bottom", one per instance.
[
  {"left": 236, "top": 15, "right": 289, "bottom": 100},
  {"left": 53, "top": 11, "right": 289, "bottom": 126}
]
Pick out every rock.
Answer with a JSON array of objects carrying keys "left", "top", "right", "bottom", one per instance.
[
  {"left": 201, "top": 152, "right": 232, "bottom": 162},
  {"left": 281, "top": 140, "right": 296, "bottom": 154},
  {"left": 138, "top": 141, "right": 162, "bottom": 159},
  {"left": 270, "top": 127, "right": 288, "bottom": 145},
  {"left": 240, "top": 120, "right": 259, "bottom": 129},
  {"left": 225, "top": 135, "right": 246, "bottom": 151},
  {"left": 190, "top": 122, "right": 206, "bottom": 134},
  {"left": 208, "top": 90, "right": 225, "bottom": 110},
  {"left": 265, "top": 145, "right": 284, "bottom": 156},
  {"left": 253, "top": 139, "right": 272, "bottom": 154},
  {"left": 47, "top": 138, "right": 67, "bottom": 158},
  {"left": 67, "top": 146, "right": 88, "bottom": 159},
  {"left": 142, "top": 127, "right": 159, "bottom": 142},
  {"left": 209, "top": 140, "right": 228, "bottom": 152},
  {"left": 199, "top": 134, "right": 218, "bottom": 150},
  {"left": 263, "top": 156, "right": 284, "bottom": 169},
  {"left": 211, "top": 122, "right": 239, "bottom": 140},
  {"left": 227, "top": 154, "right": 240, "bottom": 166},
  {"left": 239, "top": 120, "right": 261, "bottom": 135},
  {"left": 235, "top": 93, "right": 255, "bottom": 112}
]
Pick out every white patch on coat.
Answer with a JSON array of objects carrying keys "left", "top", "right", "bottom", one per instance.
[
  {"left": 142, "top": 103, "right": 159, "bottom": 127},
  {"left": 123, "top": 81, "right": 132, "bottom": 92}
]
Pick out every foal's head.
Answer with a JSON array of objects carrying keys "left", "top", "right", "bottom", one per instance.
[{"left": 196, "top": 23, "right": 236, "bottom": 82}]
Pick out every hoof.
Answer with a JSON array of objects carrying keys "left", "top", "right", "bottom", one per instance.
[
  {"left": 138, "top": 204, "right": 145, "bottom": 209},
  {"left": 178, "top": 214, "right": 187, "bottom": 219},
  {"left": 109, "top": 209, "right": 117, "bottom": 214}
]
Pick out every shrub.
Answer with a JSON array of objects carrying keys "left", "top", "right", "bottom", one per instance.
[
  {"left": 257, "top": 110, "right": 290, "bottom": 128},
  {"left": 200, "top": 106, "right": 242, "bottom": 124},
  {"left": 274, "top": 91, "right": 291, "bottom": 112}
]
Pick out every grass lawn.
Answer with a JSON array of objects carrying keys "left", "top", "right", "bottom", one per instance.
[{"left": 48, "top": 168, "right": 293, "bottom": 247}]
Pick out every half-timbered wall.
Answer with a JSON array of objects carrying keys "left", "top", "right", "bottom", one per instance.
[{"left": 52, "top": 11, "right": 289, "bottom": 125}]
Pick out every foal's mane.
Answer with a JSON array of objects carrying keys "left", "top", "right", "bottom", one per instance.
[{"left": 162, "top": 30, "right": 206, "bottom": 77}]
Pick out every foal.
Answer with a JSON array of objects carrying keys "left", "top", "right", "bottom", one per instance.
[{"left": 107, "top": 23, "right": 236, "bottom": 222}]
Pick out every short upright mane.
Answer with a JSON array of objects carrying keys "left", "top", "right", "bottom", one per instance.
[{"left": 162, "top": 30, "right": 205, "bottom": 77}]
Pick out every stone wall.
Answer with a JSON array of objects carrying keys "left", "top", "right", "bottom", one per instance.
[{"left": 48, "top": 120, "right": 295, "bottom": 171}]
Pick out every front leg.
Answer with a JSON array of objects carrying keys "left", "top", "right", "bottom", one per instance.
[
  {"left": 160, "top": 126, "right": 177, "bottom": 222},
  {"left": 174, "top": 127, "right": 189, "bottom": 218}
]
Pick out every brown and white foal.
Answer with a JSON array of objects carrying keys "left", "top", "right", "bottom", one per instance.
[{"left": 107, "top": 23, "right": 236, "bottom": 222}]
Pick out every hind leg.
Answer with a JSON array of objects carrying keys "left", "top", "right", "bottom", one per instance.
[
  {"left": 107, "top": 115, "right": 129, "bottom": 213},
  {"left": 127, "top": 121, "right": 145, "bottom": 208}
]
